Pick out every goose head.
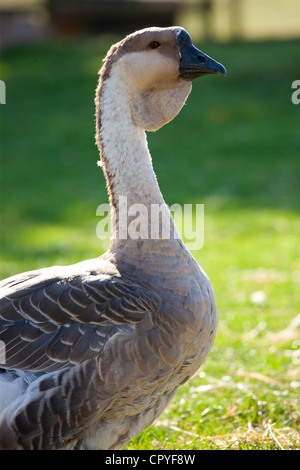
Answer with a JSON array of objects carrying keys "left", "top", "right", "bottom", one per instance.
[{"left": 99, "top": 27, "right": 226, "bottom": 132}]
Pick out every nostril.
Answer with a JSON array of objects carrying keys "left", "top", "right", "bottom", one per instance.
[{"left": 198, "top": 56, "right": 206, "bottom": 63}]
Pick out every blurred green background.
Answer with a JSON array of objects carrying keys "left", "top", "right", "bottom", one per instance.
[{"left": 0, "top": 0, "right": 300, "bottom": 450}]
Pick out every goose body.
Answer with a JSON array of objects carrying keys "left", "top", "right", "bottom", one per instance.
[{"left": 0, "top": 27, "right": 226, "bottom": 450}]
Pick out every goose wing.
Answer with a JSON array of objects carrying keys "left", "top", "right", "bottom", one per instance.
[{"left": 0, "top": 258, "right": 162, "bottom": 372}]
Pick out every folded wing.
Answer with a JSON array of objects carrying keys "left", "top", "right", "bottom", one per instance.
[{"left": 0, "top": 259, "right": 162, "bottom": 372}]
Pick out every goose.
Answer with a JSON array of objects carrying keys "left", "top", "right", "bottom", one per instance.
[{"left": 0, "top": 26, "right": 226, "bottom": 450}]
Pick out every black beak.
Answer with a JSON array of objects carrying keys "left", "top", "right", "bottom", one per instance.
[{"left": 178, "top": 30, "right": 227, "bottom": 80}]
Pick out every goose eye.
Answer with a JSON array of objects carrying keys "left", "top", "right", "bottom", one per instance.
[{"left": 149, "top": 41, "right": 161, "bottom": 49}]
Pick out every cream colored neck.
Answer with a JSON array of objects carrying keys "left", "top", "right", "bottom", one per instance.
[
  {"left": 97, "top": 68, "right": 174, "bottom": 243},
  {"left": 100, "top": 83, "right": 163, "bottom": 205}
]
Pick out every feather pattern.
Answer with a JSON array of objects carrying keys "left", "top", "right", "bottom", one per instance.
[{"left": 0, "top": 259, "right": 161, "bottom": 372}]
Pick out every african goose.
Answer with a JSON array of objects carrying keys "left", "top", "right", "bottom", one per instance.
[{"left": 0, "top": 27, "right": 226, "bottom": 450}]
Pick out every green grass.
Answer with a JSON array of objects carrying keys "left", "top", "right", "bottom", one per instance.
[{"left": 1, "top": 36, "right": 300, "bottom": 450}]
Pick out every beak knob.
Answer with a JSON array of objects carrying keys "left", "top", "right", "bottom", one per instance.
[{"left": 178, "top": 29, "right": 227, "bottom": 80}]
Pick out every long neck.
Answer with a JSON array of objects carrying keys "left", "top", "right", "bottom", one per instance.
[
  {"left": 96, "top": 68, "right": 176, "bottom": 245},
  {"left": 98, "top": 75, "right": 163, "bottom": 206}
]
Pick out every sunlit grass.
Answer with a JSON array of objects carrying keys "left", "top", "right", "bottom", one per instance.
[{"left": 0, "top": 36, "right": 299, "bottom": 450}]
